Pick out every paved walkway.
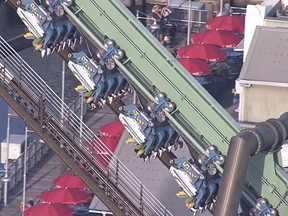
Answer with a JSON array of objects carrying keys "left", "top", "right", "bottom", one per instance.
[{"left": 0, "top": 151, "right": 67, "bottom": 216}]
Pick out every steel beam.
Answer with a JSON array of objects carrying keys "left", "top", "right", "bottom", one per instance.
[{"left": 215, "top": 116, "right": 288, "bottom": 216}]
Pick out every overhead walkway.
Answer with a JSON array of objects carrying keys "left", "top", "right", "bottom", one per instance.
[
  {"left": 62, "top": 0, "right": 288, "bottom": 213},
  {"left": 0, "top": 37, "right": 172, "bottom": 216}
]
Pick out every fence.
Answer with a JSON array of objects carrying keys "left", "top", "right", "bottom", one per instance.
[
  {"left": 68, "top": 93, "right": 89, "bottom": 117},
  {"left": 137, "top": 5, "right": 247, "bottom": 35},
  {"left": 0, "top": 36, "right": 173, "bottom": 216},
  {"left": 0, "top": 139, "right": 49, "bottom": 201}
]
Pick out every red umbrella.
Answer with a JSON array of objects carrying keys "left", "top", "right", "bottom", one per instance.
[
  {"left": 206, "top": 15, "right": 245, "bottom": 33},
  {"left": 192, "top": 30, "right": 243, "bottom": 48},
  {"left": 178, "top": 58, "right": 212, "bottom": 76},
  {"left": 24, "top": 203, "right": 74, "bottom": 216},
  {"left": 177, "top": 44, "right": 226, "bottom": 62},
  {"left": 54, "top": 173, "right": 89, "bottom": 190},
  {"left": 99, "top": 136, "right": 119, "bottom": 152},
  {"left": 94, "top": 136, "right": 119, "bottom": 169},
  {"left": 85, "top": 136, "right": 119, "bottom": 170},
  {"left": 99, "top": 120, "right": 124, "bottom": 138},
  {"left": 87, "top": 136, "right": 119, "bottom": 153},
  {"left": 39, "top": 188, "right": 92, "bottom": 205}
]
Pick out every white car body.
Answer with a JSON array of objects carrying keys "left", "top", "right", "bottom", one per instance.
[
  {"left": 17, "top": 7, "right": 46, "bottom": 38},
  {"left": 68, "top": 61, "right": 96, "bottom": 91},
  {"left": 119, "top": 113, "right": 147, "bottom": 144},
  {"left": 170, "top": 166, "right": 197, "bottom": 197}
]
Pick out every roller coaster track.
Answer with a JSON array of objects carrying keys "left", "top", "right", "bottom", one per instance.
[
  {"left": 0, "top": 37, "right": 173, "bottom": 216},
  {"left": 4, "top": 0, "right": 288, "bottom": 214},
  {"left": 59, "top": 0, "right": 288, "bottom": 214}
]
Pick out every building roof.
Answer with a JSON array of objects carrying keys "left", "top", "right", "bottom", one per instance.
[
  {"left": 239, "top": 26, "right": 288, "bottom": 86},
  {"left": 1, "top": 134, "right": 25, "bottom": 144}
]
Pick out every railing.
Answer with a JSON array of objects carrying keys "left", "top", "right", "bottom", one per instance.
[
  {"left": 0, "top": 36, "right": 172, "bottom": 216},
  {"left": 141, "top": 1, "right": 246, "bottom": 33},
  {"left": 230, "top": 7, "right": 246, "bottom": 16},
  {"left": 137, "top": 5, "right": 247, "bottom": 39},
  {"left": 0, "top": 139, "right": 49, "bottom": 201},
  {"left": 68, "top": 93, "right": 89, "bottom": 117},
  {"left": 136, "top": 9, "right": 207, "bottom": 33}
]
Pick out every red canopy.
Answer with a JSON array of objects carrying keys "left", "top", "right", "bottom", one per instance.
[
  {"left": 54, "top": 173, "right": 89, "bottom": 190},
  {"left": 99, "top": 136, "right": 119, "bottom": 152},
  {"left": 24, "top": 203, "right": 74, "bottom": 216},
  {"left": 206, "top": 15, "right": 245, "bottom": 33},
  {"left": 192, "top": 30, "right": 243, "bottom": 48},
  {"left": 87, "top": 136, "right": 119, "bottom": 154},
  {"left": 99, "top": 120, "right": 124, "bottom": 138},
  {"left": 178, "top": 58, "right": 212, "bottom": 76},
  {"left": 39, "top": 188, "right": 92, "bottom": 205},
  {"left": 177, "top": 44, "right": 226, "bottom": 62},
  {"left": 85, "top": 136, "right": 120, "bottom": 170}
]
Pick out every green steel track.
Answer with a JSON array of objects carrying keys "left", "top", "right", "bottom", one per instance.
[{"left": 63, "top": 0, "right": 288, "bottom": 213}]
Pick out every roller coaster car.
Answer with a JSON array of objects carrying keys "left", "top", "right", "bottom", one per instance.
[
  {"left": 249, "top": 198, "right": 277, "bottom": 216},
  {"left": 44, "top": 0, "right": 73, "bottom": 17},
  {"left": 198, "top": 145, "right": 225, "bottom": 176},
  {"left": 170, "top": 157, "right": 204, "bottom": 197},
  {"left": 96, "top": 39, "right": 125, "bottom": 70},
  {"left": 17, "top": 1, "right": 52, "bottom": 38},
  {"left": 67, "top": 51, "right": 103, "bottom": 92},
  {"left": 147, "top": 92, "right": 175, "bottom": 122},
  {"left": 119, "top": 104, "right": 154, "bottom": 145},
  {"left": 17, "top": 1, "right": 80, "bottom": 57},
  {"left": 169, "top": 157, "right": 220, "bottom": 211},
  {"left": 134, "top": 125, "right": 183, "bottom": 161}
]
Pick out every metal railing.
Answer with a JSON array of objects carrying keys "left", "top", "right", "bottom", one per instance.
[
  {"left": 136, "top": 9, "right": 207, "bottom": 33},
  {"left": 68, "top": 93, "right": 89, "bottom": 117},
  {"left": 143, "top": 1, "right": 246, "bottom": 33},
  {"left": 0, "top": 139, "right": 49, "bottom": 201},
  {"left": 137, "top": 6, "right": 247, "bottom": 36},
  {"left": 0, "top": 37, "right": 172, "bottom": 216}
]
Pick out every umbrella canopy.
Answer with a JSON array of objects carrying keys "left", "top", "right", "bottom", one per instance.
[
  {"left": 99, "top": 120, "right": 124, "bottom": 138},
  {"left": 86, "top": 136, "right": 119, "bottom": 154},
  {"left": 192, "top": 30, "right": 243, "bottom": 48},
  {"left": 54, "top": 173, "right": 89, "bottom": 190},
  {"left": 178, "top": 58, "right": 212, "bottom": 76},
  {"left": 206, "top": 15, "right": 245, "bottom": 33},
  {"left": 84, "top": 136, "right": 118, "bottom": 171},
  {"left": 24, "top": 203, "right": 74, "bottom": 216},
  {"left": 100, "top": 136, "right": 119, "bottom": 152},
  {"left": 39, "top": 188, "right": 92, "bottom": 205},
  {"left": 87, "top": 136, "right": 119, "bottom": 170},
  {"left": 177, "top": 44, "right": 226, "bottom": 62}
]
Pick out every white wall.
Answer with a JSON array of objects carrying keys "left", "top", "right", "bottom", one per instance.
[
  {"left": 239, "top": 85, "right": 288, "bottom": 123},
  {"left": 243, "top": 0, "right": 281, "bottom": 61},
  {"left": 243, "top": 5, "right": 267, "bottom": 61}
]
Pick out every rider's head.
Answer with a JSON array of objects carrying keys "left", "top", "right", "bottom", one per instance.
[{"left": 152, "top": 5, "right": 162, "bottom": 13}]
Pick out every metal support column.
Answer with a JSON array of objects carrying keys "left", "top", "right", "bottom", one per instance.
[
  {"left": 214, "top": 115, "right": 288, "bottom": 216},
  {"left": 22, "top": 125, "right": 28, "bottom": 211},
  {"left": 79, "top": 92, "right": 84, "bottom": 140},
  {"left": 3, "top": 112, "right": 11, "bottom": 206},
  {"left": 61, "top": 60, "right": 65, "bottom": 122},
  {"left": 187, "top": 0, "right": 192, "bottom": 45}
]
